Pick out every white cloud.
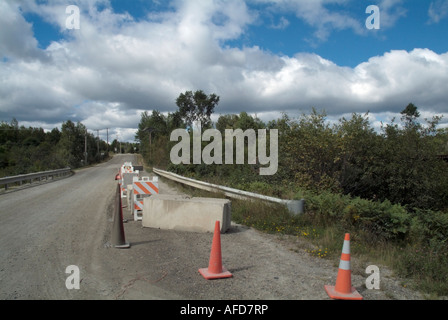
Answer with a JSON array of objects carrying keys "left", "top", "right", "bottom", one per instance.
[
  {"left": 376, "top": 0, "right": 407, "bottom": 29},
  {"left": 250, "top": 0, "right": 365, "bottom": 41},
  {"left": 352, "top": 49, "right": 448, "bottom": 112},
  {"left": 251, "top": 0, "right": 407, "bottom": 43},
  {"left": 428, "top": 0, "right": 448, "bottom": 24},
  {"left": 0, "top": 1, "right": 50, "bottom": 62},
  {"left": 0, "top": 0, "right": 447, "bottom": 142},
  {"left": 270, "top": 16, "right": 290, "bottom": 29}
]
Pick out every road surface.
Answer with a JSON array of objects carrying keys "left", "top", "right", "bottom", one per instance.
[{"left": 0, "top": 154, "right": 423, "bottom": 300}]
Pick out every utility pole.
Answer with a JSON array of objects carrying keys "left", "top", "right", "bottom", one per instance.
[
  {"left": 84, "top": 129, "right": 88, "bottom": 165},
  {"left": 96, "top": 129, "right": 100, "bottom": 161},
  {"left": 142, "top": 127, "right": 157, "bottom": 164}
]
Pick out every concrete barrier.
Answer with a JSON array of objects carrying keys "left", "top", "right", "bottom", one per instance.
[
  {"left": 142, "top": 194, "right": 231, "bottom": 233},
  {"left": 126, "top": 184, "right": 133, "bottom": 209},
  {"left": 122, "top": 172, "right": 139, "bottom": 198},
  {"left": 123, "top": 172, "right": 139, "bottom": 190}
]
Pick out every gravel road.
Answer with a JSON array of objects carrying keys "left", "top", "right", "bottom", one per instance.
[{"left": 0, "top": 154, "right": 424, "bottom": 301}]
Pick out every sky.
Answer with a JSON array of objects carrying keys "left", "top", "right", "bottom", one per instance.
[{"left": 1, "top": 0, "right": 448, "bottom": 142}]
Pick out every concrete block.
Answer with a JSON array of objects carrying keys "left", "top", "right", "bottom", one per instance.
[
  {"left": 126, "top": 184, "right": 133, "bottom": 209},
  {"left": 122, "top": 172, "right": 139, "bottom": 191},
  {"left": 142, "top": 195, "right": 231, "bottom": 233}
]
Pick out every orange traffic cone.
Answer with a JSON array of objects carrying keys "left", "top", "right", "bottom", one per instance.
[
  {"left": 324, "top": 233, "right": 363, "bottom": 300},
  {"left": 111, "top": 183, "right": 130, "bottom": 249},
  {"left": 199, "top": 221, "right": 232, "bottom": 280}
]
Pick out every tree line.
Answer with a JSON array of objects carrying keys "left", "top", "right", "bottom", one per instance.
[
  {"left": 0, "top": 119, "right": 118, "bottom": 177},
  {"left": 136, "top": 91, "right": 448, "bottom": 213}
]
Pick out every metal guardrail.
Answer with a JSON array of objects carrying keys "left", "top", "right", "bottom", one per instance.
[
  {"left": 152, "top": 167, "right": 304, "bottom": 215},
  {"left": 0, "top": 168, "right": 72, "bottom": 191}
]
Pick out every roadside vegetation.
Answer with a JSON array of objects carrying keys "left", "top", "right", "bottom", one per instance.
[
  {"left": 136, "top": 91, "right": 448, "bottom": 297},
  {"left": 0, "top": 119, "right": 134, "bottom": 177}
]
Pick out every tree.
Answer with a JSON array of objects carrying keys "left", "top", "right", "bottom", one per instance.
[
  {"left": 0, "top": 118, "right": 108, "bottom": 176},
  {"left": 46, "top": 128, "right": 61, "bottom": 145},
  {"left": 273, "top": 108, "right": 342, "bottom": 192},
  {"left": 336, "top": 112, "right": 380, "bottom": 197},
  {"left": 57, "top": 120, "right": 88, "bottom": 168},
  {"left": 135, "top": 110, "right": 183, "bottom": 167},
  {"left": 176, "top": 90, "right": 219, "bottom": 128},
  {"left": 111, "top": 139, "right": 121, "bottom": 153},
  {"left": 400, "top": 103, "right": 420, "bottom": 129},
  {"left": 369, "top": 104, "right": 448, "bottom": 210},
  {"left": 216, "top": 114, "right": 239, "bottom": 133},
  {"left": 166, "top": 111, "right": 184, "bottom": 132}
]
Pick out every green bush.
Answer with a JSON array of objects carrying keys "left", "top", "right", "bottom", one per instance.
[
  {"left": 409, "top": 208, "right": 448, "bottom": 249},
  {"left": 299, "top": 191, "right": 412, "bottom": 242}
]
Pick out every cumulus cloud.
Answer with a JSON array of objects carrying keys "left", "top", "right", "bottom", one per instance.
[
  {"left": 0, "top": 0, "right": 447, "bottom": 142},
  {"left": 0, "top": 1, "right": 50, "bottom": 62}
]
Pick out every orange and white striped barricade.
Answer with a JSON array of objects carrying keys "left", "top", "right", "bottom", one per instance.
[
  {"left": 120, "top": 162, "right": 134, "bottom": 176},
  {"left": 132, "top": 176, "right": 159, "bottom": 221},
  {"left": 118, "top": 162, "right": 135, "bottom": 198}
]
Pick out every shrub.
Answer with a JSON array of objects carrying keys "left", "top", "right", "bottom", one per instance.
[
  {"left": 409, "top": 208, "right": 448, "bottom": 249},
  {"left": 298, "top": 191, "right": 412, "bottom": 242}
]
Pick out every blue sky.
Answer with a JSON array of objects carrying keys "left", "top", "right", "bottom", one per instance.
[
  {"left": 98, "top": 0, "right": 448, "bottom": 67},
  {"left": 1, "top": 0, "right": 448, "bottom": 142},
  {"left": 27, "top": 0, "right": 448, "bottom": 67}
]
